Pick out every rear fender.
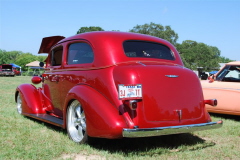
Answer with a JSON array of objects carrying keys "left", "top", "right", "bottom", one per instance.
[
  {"left": 63, "top": 85, "right": 127, "bottom": 139},
  {"left": 15, "top": 84, "right": 45, "bottom": 114}
]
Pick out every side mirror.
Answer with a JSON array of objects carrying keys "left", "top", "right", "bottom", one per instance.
[
  {"left": 39, "top": 62, "right": 44, "bottom": 67},
  {"left": 31, "top": 76, "right": 42, "bottom": 84}
]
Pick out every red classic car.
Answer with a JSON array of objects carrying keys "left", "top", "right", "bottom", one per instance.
[
  {"left": 201, "top": 61, "right": 240, "bottom": 115},
  {"left": 15, "top": 31, "right": 222, "bottom": 143}
]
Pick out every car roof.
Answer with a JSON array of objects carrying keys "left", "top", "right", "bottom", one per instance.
[
  {"left": 226, "top": 61, "right": 240, "bottom": 65},
  {"left": 41, "top": 31, "right": 183, "bottom": 67},
  {"left": 59, "top": 31, "right": 170, "bottom": 44}
]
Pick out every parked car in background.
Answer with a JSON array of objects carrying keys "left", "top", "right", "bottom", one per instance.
[
  {"left": 201, "top": 61, "right": 240, "bottom": 115},
  {"left": 15, "top": 31, "right": 222, "bottom": 144},
  {"left": 11, "top": 63, "right": 22, "bottom": 76},
  {"left": 0, "top": 64, "right": 15, "bottom": 76},
  {"left": 13, "top": 68, "right": 21, "bottom": 76}
]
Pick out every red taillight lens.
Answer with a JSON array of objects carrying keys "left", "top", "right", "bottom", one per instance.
[{"left": 204, "top": 99, "right": 217, "bottom": 107}]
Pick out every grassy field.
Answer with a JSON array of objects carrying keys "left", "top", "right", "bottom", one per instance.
[{"left": 0, "top": 76, "right": 239, "bottom": 160}]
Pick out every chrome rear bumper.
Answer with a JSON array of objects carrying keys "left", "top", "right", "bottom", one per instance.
[{"left": 123, "top": 120, "right": 223, "bottom": 138}]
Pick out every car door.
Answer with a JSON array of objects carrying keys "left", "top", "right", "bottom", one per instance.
[
  {"left": 44, "top": 45, "right": 64, "bottom": 117},
  {"left": 203, "top": 65, "right": 240, "bottom": 114},
  {"left": 217, "top": 65, "right": 240, "bottom": 113},
  {"left": 60, "top": 42, "right": 95, "bottom": 102}
]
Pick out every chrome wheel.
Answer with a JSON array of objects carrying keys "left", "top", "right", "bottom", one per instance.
[
  {"left": 67, "top": 100, "right": 88, "bottom": 143},
  {"left": 16, "top": 93, "right": 22, "bottom": 114}
]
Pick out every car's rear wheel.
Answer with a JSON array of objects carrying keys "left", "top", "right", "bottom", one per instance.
[
  {"left": 16, "top": 93, "right": 22, "bottom": 114},
  {"left": 67, "top": 100, "right": 88, "bottom": 144}
]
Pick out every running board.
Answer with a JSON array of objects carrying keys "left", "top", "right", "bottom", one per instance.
[{"left": 27, "top": 114, "right": 63, "bottom": 127}]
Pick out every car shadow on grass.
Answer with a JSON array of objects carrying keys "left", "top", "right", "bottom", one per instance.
[
  {"left": 210, "top": 113, "right": 240, "bottom": 121},
  {"left": 88, "top": 133, "right": 215, "bottom": 156},
  {"left": 25, "top": 116, "right": 215, "bottom": 156}
]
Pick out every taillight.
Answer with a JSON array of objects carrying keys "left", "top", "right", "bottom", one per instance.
[{"left": 204, "top": 99, "right": 217, "bottom": 107}]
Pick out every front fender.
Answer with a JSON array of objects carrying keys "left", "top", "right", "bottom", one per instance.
[
  {"left": 15, "top": 84, "right": 45, "bottom": 114},
  {"left": 63, "top": 85, "right": 127, "bottom": 139}
]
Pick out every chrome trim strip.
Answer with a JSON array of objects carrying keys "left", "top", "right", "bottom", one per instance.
[
  {"left": 202, "top": 87, "right": 240, "bottom": 91},
  {"left": 44, "top": 64, "right": 116, "bottom": 72},
  {"left": 123, "top": 120, "right": 223, "bottom": 138},
  {"left": 137, "top": 61, "right": 146, "bottom": 66}
]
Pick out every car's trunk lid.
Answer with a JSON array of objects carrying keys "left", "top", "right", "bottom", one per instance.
[{"left": 114, "top": 62, "right": 204, "bottom": 122}]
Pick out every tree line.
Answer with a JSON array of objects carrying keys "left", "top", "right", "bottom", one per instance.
[
  {"left": 0, "top": 50, "right": 46, "bottom": 71},
  {"left": 1, "top": 22, "right": 233, "bottom": 71}
]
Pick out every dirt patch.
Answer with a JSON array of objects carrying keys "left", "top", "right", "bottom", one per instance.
[{"left": 61, "top": 153, "right": 105, "bottom": 160}]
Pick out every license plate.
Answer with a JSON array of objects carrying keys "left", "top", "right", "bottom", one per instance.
[{"left": 118, "top": 84, "right": 142, "bottom": 100}]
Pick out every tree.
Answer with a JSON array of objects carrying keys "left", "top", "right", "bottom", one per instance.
[
  {"left": 76, "top": 26, "right": 104, "bottom": 34},
  {"left": 0, "top": 49, "right": 48, "bottom": 71},
  {"left": 218, "top": 56, "right": 234, "bottom": 63},
  {"left": 37, "top": 55, "right": 47, "bottom": 62},
  {"left": 14, "top": 53, "right": 38, "bottom": 71},
  {"left": 0, "top": 49, "right": 21, "bottom": 64},
  {"left": 177, "top": 40, "right": 220, "bottom": 71},
  {"left": 129, "top": 22, "right": 179, "bottom": 45}
]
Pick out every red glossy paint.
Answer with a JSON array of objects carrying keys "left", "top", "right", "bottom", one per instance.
[
  {"left": 15, "top": 31, "right": 222, "bottom": 142},
  {"left": 31, "top": 76, "right": 42, "bottom": 84},
  {"left": 16, "top": 84, "right": 45, "bottom": 114}
]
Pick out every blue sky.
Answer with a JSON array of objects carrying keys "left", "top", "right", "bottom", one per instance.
[{"left": 0, "top": 0, "right": 239, "bottom": 61}]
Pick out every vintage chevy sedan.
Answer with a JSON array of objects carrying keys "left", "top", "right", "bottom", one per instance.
[
  {"left": 201, "top": 61, "right": 240, "bottom": 116},
  {"left": 15, "top": 31, "right": 222, "bottom": 143}
]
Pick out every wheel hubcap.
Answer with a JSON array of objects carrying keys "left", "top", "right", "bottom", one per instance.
[
  {"left": 17, "top": 94, "right": 22, "bottom": 114},
  {"left": 68, "top": 100, "right": 86, "bottom": 142}
]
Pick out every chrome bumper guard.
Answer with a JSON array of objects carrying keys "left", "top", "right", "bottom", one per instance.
[{"left": 123, "top": 120, "right": 223, "bottom": 138}]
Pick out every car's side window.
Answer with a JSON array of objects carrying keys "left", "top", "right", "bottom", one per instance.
[
  {"left": 67, "top": 43, "right": 94, "bottom": 65},
  {"left": 217, "top": 65, "right": 240, "bottom": 82},
  {"left": 51, "top": 46, "right": 63, "bottom": 66},
  {"left": 225, "top": 70, "right": 239, "bottom": 79}
]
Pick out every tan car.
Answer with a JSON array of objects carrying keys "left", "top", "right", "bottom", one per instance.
[{"left": 201, "top": 61, "right": 240, "bottom": 115}]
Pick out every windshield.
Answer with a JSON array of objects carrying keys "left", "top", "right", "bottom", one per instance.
[
  {"left": 123, "top": 41, "right": 175, "bottom": 60},
  {"left": 216, "top": 65, "right": 240, "bottom": 82}
]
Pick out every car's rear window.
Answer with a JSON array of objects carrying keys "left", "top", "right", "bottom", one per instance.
[{"left": 123, "top": 41, "right": 175, "bottom": 60}]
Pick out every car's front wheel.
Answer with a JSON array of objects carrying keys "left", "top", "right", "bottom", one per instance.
[
  {"left": 67, "top": 100, "right": 88, "bottom": 144},
  {"left": 16, "top": 93, "right": 22, "bottom": 114}
]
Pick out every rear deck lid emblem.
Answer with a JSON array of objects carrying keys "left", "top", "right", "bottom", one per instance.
[{"left": 165, "top": 75, "right": 179, "bottom": 78}]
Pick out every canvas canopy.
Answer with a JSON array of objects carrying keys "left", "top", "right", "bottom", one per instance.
[
  {"left": 25, "top": 61, "right": 41, "bottom": 67},
  {"left": 10, "top": 63, "right": 21, "bottom": 72},
  {"left": 30, "top": 66, "right": 44, "bottom": 69},
  {"left": 10, "top": 63, "right": 21, "bottom": 68},
  {"left": 209, "top": 71, "right": 218, "bottom": 75},
  {"left": 25, "top": 61, "right": 44, "bottom": 76}
]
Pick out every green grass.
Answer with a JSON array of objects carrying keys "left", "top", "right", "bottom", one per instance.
[{"left": 0, "top": 76, "right": 239, "bottom": 160}]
